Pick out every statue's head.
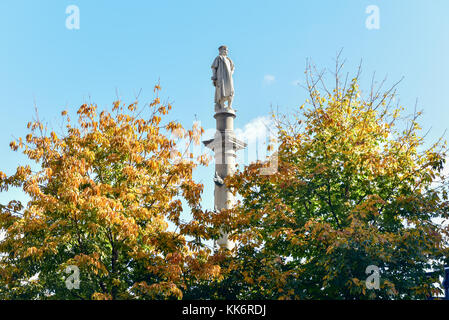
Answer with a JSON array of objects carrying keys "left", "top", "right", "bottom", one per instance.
[{"left": 218, "top": 45, "right": 228, "bottom": 56}]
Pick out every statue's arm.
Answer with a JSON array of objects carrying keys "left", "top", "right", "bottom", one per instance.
[
  {"left": 211, "top": 57, "right": 219, "bottom": 86},
  {"left": 211, "top": 58, "right": 218, "bottom": 80}
]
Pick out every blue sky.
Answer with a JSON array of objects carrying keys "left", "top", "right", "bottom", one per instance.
[{"left": 1, "top": 0, "right": 449, "bottom": 216}]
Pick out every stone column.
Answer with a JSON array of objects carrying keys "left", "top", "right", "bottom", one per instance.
[{"left": 203, "top": 109, "right": 246, "bottom": 250}]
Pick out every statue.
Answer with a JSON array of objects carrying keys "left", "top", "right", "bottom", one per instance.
[{"left": 211, "top": 45, "right": 234, "bottom": 112}]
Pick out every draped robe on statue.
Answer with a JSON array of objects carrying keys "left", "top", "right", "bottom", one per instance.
[{"left": 211, "top": 55, "right": 234, "bottom": 109}]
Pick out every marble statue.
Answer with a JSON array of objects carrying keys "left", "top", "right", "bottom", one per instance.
[{"left": 211, "top": 45, "right": 234, "bottom": 112}]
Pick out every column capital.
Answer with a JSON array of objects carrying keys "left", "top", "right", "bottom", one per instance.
[
  {"left": 214, "top": 108, "right": 236, "bottom": 119},
  {"left": 202, "top": 134, "right": 247, "bottom": 152}
]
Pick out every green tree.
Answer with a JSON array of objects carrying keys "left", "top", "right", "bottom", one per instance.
[{"left": 213, "top": 60, "right": 449, "bottom": 299}]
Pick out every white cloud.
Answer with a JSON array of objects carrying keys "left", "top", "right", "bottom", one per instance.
[
  {"left": 234, "top": 116, "right": 278, "bottom": 166},
  {"left": 235, "top": 115, "right": 275, "bottom": 144},
  {"left": 263, "top": 74, "right": 275, "bottom": 84}
]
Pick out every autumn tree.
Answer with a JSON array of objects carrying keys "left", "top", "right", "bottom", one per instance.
[
  {"left": 0, "top": 85, "right": 220, "bottom": 300},
  {"left": 211, "top": 60, "right": 449, "bottom": 299}
]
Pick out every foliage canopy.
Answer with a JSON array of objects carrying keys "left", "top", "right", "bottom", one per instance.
[{"left": 0, "top": 86, "right": 220, "bottom": 299}]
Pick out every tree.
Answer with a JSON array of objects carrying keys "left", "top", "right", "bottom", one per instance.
[
  {"left": 0, "top": 85, "right": 220, "bottom": 300},
  {"left": 215, "top": 59, "right": 449, "bottom": 299}
]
